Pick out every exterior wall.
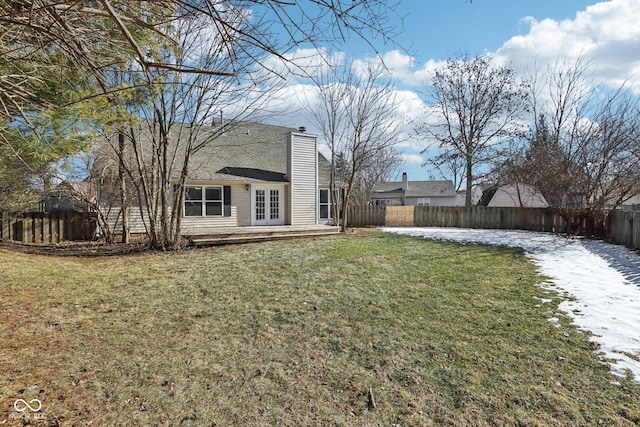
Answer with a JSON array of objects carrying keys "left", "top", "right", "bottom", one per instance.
[
  {"left": 106, "top": 183, "right": 252, "bottom": 235},
  {"left": 287, "top": 132, "right": 318, "bottom": 225},
  {"left": 373, "top": 194, "right": 456, "bottom": 207},
  {"left": 106, "top": 206, "right": 148, "bottom": 235},
  {"left": 372, "top": 191, "right": 403, "bottom": 206},
  {"left": 181, "top": 184, "right": 251, "bottom": 233},
  {"left": 284, "top": 184, "right": 292, "bottom": 225},
  {"left": 406, "top": 197, "right": 456, "bottom": 207}
]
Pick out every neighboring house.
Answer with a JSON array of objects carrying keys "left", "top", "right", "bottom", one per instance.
[
  {"left": 95, "top": 120, "right": 336, "bottom": 235},
  {"left": 477, "top": 183, "right": 549, "bottom": 208},
  {"left": 371, "top": 173, "right": 457, "bottom": 207},
  {"left": 472, "top": 183, "right": 492, "bottom": 207},
  {"left": 44, "top": 181, "right": 92, "bottom": 212},
  {"left": 456, "top": 183, "right": 492, "bottom": 207},
  {"left": 619, "top": 193, "right": 640, "bottom": 211}
]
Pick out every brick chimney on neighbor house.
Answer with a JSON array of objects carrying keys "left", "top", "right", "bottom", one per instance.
[{"left": 402, "top": 172, "right": 408, "bottom": 192}]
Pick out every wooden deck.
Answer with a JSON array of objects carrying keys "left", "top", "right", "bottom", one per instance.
[{"left": 185, "top": 225, "right": 341, "bottom": 247}]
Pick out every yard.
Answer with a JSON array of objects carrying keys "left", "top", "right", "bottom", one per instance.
[{"left": 1, "top": 230, "right": 639, "bottom": 426}]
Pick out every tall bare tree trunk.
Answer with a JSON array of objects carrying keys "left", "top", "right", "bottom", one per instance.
[
  {"left": 465, "top": 154, "right": 473, "bottom": 207},
  {"left": 118, "top": 130, "right": 130, "bottom": 243}
]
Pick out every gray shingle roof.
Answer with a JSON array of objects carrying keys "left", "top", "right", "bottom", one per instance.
[
  {"left": 96, "top": 120, "right": 332, "bottom": 185},
  {"left": 183, "top": 121, "right": 292, "bottom": 183}
]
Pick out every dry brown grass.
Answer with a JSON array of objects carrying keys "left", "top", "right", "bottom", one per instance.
[{"left": 1, "top": 231, "right": 639, "bottom": 426}]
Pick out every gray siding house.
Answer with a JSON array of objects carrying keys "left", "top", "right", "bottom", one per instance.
[{"left": 371, "top": 173, "right": 457, "bottom": 207}]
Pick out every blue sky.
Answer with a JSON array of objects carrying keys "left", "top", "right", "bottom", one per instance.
[
  {"left": 358, "top": 1, "right": 593, "bottom": 63},
  {"left": 269, "top": 0, "right": 640, "bottom": 184}
]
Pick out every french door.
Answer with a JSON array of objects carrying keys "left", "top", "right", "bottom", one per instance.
[{"left": 252, "top": 186, "right": 284, "bottom": 226}]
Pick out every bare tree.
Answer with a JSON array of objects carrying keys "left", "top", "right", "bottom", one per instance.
[
  {"left": 352, "top": 148, "right": 403, "bottom": 206},
  {"left": 94, "top": 13, "right": 280, "bottom": 249},
  {"left": 306, "top": 61, "right": 403, "bottom": 231},
  {"left": 499, "top": 113, "right": 577, "bottom": 208},
  {"left": 420, "top": 53, "right": 528, "bottom": 206},
  {"left": 425, "top": 149, "right": 467, "bottom": 192},
  {"left": 1, "top": 1, "right": 402, "bottom": 114},
  {"left": 571, "top": 90, "right": 640, "bottom": 212},
  {"left": 303, "top": 67, "right": 352, "bottom": 223},
  {"left": 507, "top": 57, "right": 640, "bottom": 212},
  {"left": 1, "top": 1, "right": 403, "bottom": 218}
]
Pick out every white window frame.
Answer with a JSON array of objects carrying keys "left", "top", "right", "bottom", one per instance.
[
  {"left": 416, "top": 197, "right": 431, "bottom": 207},
  {"left": 184, "top": 185, "right": 223, "bottom": 217},
  {"left": 319, "top": 188, "right": 332, "bottom": 219}
]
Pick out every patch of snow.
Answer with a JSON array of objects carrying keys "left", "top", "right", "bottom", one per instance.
[
  {"left": 381, "top": 227, "right": 640, "bottom": 384},
  {"left": 533, "top": 296, "right": 553, "bottom": 306}
]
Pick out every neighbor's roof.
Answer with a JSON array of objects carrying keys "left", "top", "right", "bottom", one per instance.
[{"left": 372, "top": 180, "right": 456, "bottom": 198}]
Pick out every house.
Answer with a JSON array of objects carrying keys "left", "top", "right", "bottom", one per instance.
[
  {"left": 455, "top": 183, "right": 492, "bottom": 207},
  {"left": 96, "top": 120, "right": 337, "bottom": 235},
  {"left": 44, "top": 181, "right": 92, "bottom": 212},
  {"left": 621, "top": 194, "right": 640, "bottom": 211},
  {"left": 371, "top": 173, "right": 457, "bottom": 207},
  {"left": 477, "top": 183, "right": 549, "bottom": 208}
]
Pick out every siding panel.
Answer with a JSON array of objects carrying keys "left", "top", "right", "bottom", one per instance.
[
  {"left": 288, "top": 133, "right": 318, "bottom": 225},
  {"left": 106, "top": 184, "right": 252, "bottom": 235}
]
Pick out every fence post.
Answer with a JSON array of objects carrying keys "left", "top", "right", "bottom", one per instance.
[
  {"left": 23, "top": 214, "right": 31, "bottom": 243},
  {"left": 43, "top": 212, "right": 51, "bottom": 243},
  {"left": 52, "top": 212, "right": 60, "bottom": 243},
  {"left": 0, "top": 212, "right": 5, "bottom": 241},
  {"left": 35, "top": 212, "right": 44, "bottom": 243}
]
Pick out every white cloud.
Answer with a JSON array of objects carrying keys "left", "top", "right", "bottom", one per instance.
[
  {"left": 400, "top": 152, "right": 423, "bottom": 165},
  {"left": 497, "top": 0, "right": 640, "bottom": 92},
  {"left": 350, "top": 50, "right": 446, "bottom": 87}
]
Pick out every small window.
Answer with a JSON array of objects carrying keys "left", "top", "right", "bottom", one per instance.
[
  {"left": 319, "top": 188, "right": 331, "bottom": 219},
  {"left": 184, "top": 185, "right": 223, "bottom": 216},
  {"left": 416, "top": 198, "right": 431, "bottom": 207}
]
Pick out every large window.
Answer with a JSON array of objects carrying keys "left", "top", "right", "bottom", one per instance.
[{"left": 184, "top": 186, "right": 223, "bottom": 216}]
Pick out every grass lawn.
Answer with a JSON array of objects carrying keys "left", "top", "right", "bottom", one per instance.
[{"left": 1, "top": 229, "right": 639, "bottom": 426}]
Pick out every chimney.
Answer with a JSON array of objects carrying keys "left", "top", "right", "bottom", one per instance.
[{"left": 402, "top": 172, "right": 408, "bottom": 192}]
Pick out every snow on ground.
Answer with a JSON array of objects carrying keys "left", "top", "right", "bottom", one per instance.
[{"left": 380, "top": 227, "right": 640, "bottom": 385}]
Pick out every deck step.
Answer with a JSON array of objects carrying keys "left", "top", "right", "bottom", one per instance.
[{"left": 187, "top": 228, "right": 341, "bottom": 247}]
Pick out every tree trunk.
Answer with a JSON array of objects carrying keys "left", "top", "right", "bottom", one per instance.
[
  {"left": 465, "top": 155, "right": 473, "bottom": 207},
  {"left": 118, "top": 130, "right": 130, "bottom": 243}
]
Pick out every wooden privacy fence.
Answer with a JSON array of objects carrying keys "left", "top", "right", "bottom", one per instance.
[
  {"left": 609, "top": 210, "right": 640, "bottom": 250},
  {"left": 347, "top": 206, "right": 640, "bottom": 251},
  {"left": 348, "top": 206, "right": 590, "bottom": 232},
  {"left": 0, "top": 212, "right": 96, "bottom": 244},
  {"left": 347, "top": 206, "right": 640, "bottom": 249}
]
